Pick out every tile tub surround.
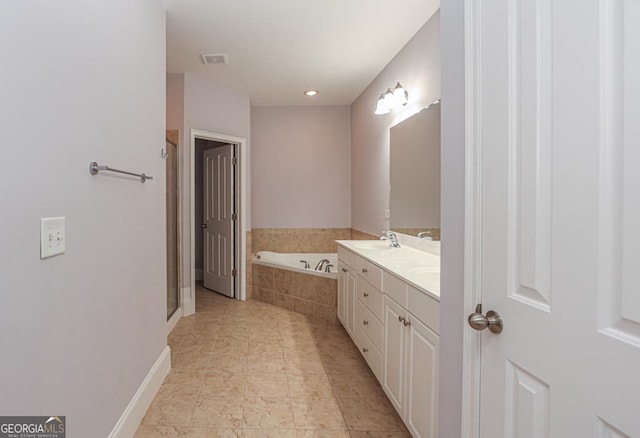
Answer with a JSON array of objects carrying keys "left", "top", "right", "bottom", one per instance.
[
  {"left": 252, "top": 263, "right": 338, "bottom": 323},
  {"left": 251, "top": 228, "right": 352, "bottom": 255},
  {"left": 136, "top": 285, "right": 410, "bottom": 437}
]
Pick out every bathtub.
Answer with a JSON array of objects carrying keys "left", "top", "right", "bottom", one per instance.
[
  {"left": 253, "top": 251, "right": 338, "bottom": 279},
  {"left": 252, "top": 251, "right": 339, "bottom": 322}
]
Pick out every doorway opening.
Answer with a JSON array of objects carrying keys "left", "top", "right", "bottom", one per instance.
[
  {"left": 187, "top": 130, "right": 247, "bottom": 314},
  {"left": 166, "top": 131, "right": 181, "bottom": 328}
]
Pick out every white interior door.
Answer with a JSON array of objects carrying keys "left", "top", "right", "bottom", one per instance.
[
  {"left": 467, "top": 0, "right": 640, "bottom": 435},
  {"left": 203, "top": 144, "right": 235, "bottom": 297}
]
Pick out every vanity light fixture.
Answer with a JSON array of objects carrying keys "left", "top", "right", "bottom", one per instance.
[
  {"left": 374, "top": 82, "right": 409, "bottom": 114},
  {"left": 374, "top": 93, "right": 390, "bottom": 115},
  {"left": 304, "top": 90, "right": 319, "bottom": 96}
]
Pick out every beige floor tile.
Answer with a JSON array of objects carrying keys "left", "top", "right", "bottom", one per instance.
[
  {"left": 327, "top": 374, "right": 384, "bottom": 400},
  {"left": 241, "top": 429, "right": 295, "bottom": 438},
  {"left": 172, "top": 348, "right": 211, "bottom": 371},
  {"left": 294, "top": 431, "right": 351, "bottom": 438},
  {"left": 135, "top": 425, "right": 241, "bottom": 437},
  {"left": 245, "top": 372, "right": 289, "bottom": 397},
  {"left": 284, "top": 354, "right": 327, "bottom": 375},
  {"left": 142, "top": 396, "right": 197, "bottom": 427},
  {"left": 248, "top": 339, "right": 284, "bottom": 354},
  {"left": 348, "top": 433, "right": 411, "bottom": 438},
  {"left": 191, "top": 397, "right": 244, "bottom": 428},
  {"left": 287, "top": 373, "right": 333, "bottom": 398},
  {"left": 242, "top": 397, "right": 295, "bottom": 429},
  {"left": 200, "top": 374, "right": 246, "bottom": 398},
  {"left": 290, "top": 397, "right": 346, "bottom": 430},
  {"left": 156, "top": 370, "right": 204, "bottom": 400},
  {"left": 246, "top": 351, "right": 286, "bottom": 373},
  {"left": 206, "top": 353, "right": 247, "bottom": 376},
  {"left": 338, "top": 398, "right": 401, "bottom": 431},
  {"left": 214, "top": 337, "right": 250, "bottom": 354}
]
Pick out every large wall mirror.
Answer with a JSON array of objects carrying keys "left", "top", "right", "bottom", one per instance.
[{"left": 390, "top": 101, "right": 441, "bottom": 240}]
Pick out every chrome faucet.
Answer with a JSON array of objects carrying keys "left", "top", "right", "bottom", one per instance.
[
  {"left": 299, "top": 260, "right": 310, "bottom": 269},
  {"left": 324, "top": 264, "right": 334, "bottom": 273},
  {"left": 380, "top": 230, "right": 401, "bottom": 248},
  {"left": 417, "top": 231, "right": 433, "bottom": 240},
  {"left": 315, "top": 259, "right": 331, "bottom": 271}
]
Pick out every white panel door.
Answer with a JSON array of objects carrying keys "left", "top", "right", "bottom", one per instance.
[
  {"left": 203, "top": 144, "right": 234, "bottom": 297},
  {"left": 468, "top": 0, "right": 640, "bottom": 436}
]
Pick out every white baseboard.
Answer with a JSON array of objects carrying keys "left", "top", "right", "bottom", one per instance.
[
  {"left": 181, "top": 286, "right": 194, "bottom": 316},
  {"left": 108, "top": 346, "right": 171, "bottom": 438},
  {"left": 167, "top": 307, "right": 182, "bottom": 334}
]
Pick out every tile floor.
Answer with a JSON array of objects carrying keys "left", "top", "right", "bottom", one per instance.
[{"left": 136, "top": 284, "right": 411, "bottom": 438}]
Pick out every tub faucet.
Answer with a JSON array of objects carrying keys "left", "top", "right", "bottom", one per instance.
[
  {"left": 315, "top": 259, "right": 331, "bottom": 271},
  {"left": 381, "top": 231, "right": 401, "bottom": 248},
  {"left": 299, "top": 260, "right": 310, "bottom": 269}
]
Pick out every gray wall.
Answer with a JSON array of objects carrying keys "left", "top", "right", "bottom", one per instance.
[
  {"left": 251, "top": 106, "right": 352, "bottom": 228},
  {"left": 440, "top": 0, "right": 465, "bottom": 436},
  {"left": 350, "top": 11, "right": 441, "bottom": 235},
  {"left": 0, "top": 1, "right": 167, "bottom": 437},
  {"left": 166, "top": 73, "right": 251, "bottom": 289}
]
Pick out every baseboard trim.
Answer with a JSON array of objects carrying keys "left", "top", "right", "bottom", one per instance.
[
  {"left": 108, "top": 346, "right": 171, "bottom": 438},
  {"left": 167, "top": 307, "right": 182, "bottom": 334},
  {"left": 182, "top": 286, "right": 194, "bottom": 316}
]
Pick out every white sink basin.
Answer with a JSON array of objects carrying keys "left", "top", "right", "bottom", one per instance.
[
  {"left": 407, "top": 266, "right": 440, "bottom": 274},
  {"left": 351, "top": 241, "right": 390, "bottom": 251}
]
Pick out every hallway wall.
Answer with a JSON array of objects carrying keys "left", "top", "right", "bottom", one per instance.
[{"left": 0, "top": 1, "right": 167, "bottom": 436}]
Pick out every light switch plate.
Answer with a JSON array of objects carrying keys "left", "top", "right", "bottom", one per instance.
[
  {"left": 41, "top": 217, "right": 66, "bottom": 259},
  {"left": 384, "top": 209, "right": 391, "bottom": 219}
]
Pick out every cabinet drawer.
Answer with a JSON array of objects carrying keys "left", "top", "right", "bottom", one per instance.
[
  {"left": 408, "top": 285, "right": 440, "bottom": 334},
  {"left": 356, "top": 326, "right": 383, "bottom": 382},
  {"left": 356, "top": 258, "right": 382, "bottom": 290},
  {"left": 383, "top": 271, "right": 408, "bottom": 308},
  {"left": 337, "top": 246, "right": 357, "bottom": 269},
  {"left": 356, "top": 299, "right": 384, "bottom": 352},
  {"left": 357, "top": 277, "right": 384, "bottom": 321}
]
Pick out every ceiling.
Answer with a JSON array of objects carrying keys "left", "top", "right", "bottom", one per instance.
[{"left": 164, "top": 0, "right": 440, "bottom": 106}]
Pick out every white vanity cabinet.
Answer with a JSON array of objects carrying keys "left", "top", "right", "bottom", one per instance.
[
  {"left": 337, "top": 258, "right": 356, "bottom": 340},
  {"left": 383, "top": 271, "right": 439, "bottom": 438},
  {"left": 336, "top": 241, "right": 440, "bottom": 438}
]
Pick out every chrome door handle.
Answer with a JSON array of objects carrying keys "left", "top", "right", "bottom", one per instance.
[{"left": 468, "top": 304, "right": 503, "bottom": 334}]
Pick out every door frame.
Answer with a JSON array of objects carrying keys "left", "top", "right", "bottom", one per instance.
[
  {"left": 461, "top": 0, "right": 484, "bottom": 436},
  {"left": 187, "top": 129, "right": 247, "bottom": 314}
]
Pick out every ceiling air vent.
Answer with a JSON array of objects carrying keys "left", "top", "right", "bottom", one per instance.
[{"left": 201, "top": 53, "right": 228, "bottom": 65}]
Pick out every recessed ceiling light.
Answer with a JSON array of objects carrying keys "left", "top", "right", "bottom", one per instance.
[{"left": 304, "top": 90, "right": 319, "bottom": 96}]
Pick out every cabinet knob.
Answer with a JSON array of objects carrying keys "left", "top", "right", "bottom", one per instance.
[
  {"left": 403, "top": 319, "right": 411, "bottom": 327},
  {"left": 363, "top": 293, "right": 369, "bottom": 298},
  {"left": 363, "top": 320, "right": 369, "bottom": 325},
  {"left": 362, "top": 268, "right": 368, "bottom": 273},
  {"left": 341, "top": 268, "right": 348, "bottom": 272},
  {"left": 362, "top": 347, "right": 368, "bottom": 353},
  {"left": 398, "top": 315, "right": 405, "bottom": 323}
]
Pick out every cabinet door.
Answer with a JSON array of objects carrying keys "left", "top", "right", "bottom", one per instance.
[
  {"left": 405, "top": 314, "right": 439, "bottom": 438},
  {"left": 345, "top": 267, "right": 356, "bottom": 339},
  {"left": 382, "top": 296, "right": 406, "bottom": 415},
  {"left": 337, "top": 261, "right": 348, "bottom": 326}
]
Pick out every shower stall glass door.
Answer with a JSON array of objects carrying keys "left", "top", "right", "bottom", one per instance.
[{"left": 166, "top": 135, "right": 180, "bottom": 319}]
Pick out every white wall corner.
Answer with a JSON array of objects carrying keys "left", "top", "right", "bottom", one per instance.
[
  {"left": 167, "top": 307, "right": 182, "bottom": 334},
  {"left": 108, "top": 346, "right": 171, "bottom": 438},
  {"left": 181, "top": 286, "right": 195, "bottom": 316}
]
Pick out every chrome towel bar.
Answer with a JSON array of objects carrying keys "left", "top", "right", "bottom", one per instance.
[{"left": 89, "top": 161, "right": 153, "bottom": 183}]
